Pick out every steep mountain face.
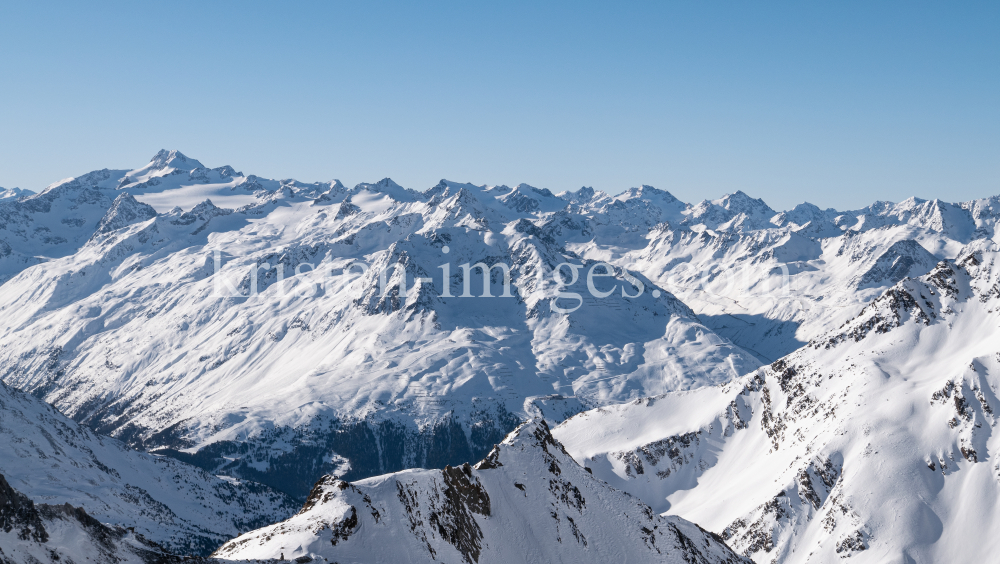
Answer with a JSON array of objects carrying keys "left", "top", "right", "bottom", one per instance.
[
  {"left": 0, "top": 380, "right": 295, "bottom": 555},
  {"left": 0, "top": 172, "right": 121, "bottom": 285},
  {"left": 0, "top": 472, "right": 183, "bottom": 564},
  {"left": 683, "top": 191, "right": 777, "bottom": 232},
  {"left": 214, "top": 420, "right": 750, "bottom": 564},
  {"left": 0, "top": 153, "right": 760, "bottom": 499},
  {"left": 554, "top": 241, "right": 1000, "bottom": 563},
  {"left": 853, "top": 239, "right": 939, "bottom": 289}
]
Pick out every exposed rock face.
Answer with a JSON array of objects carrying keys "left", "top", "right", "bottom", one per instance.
[
  {"left": 555, "top": 242, "right": 1000, "bottom": 563},
  {"left": 0, "top": 380, "right": 296, "bottom": 555},
  {"left": 91, "top": 192, "right": 158, "bottom": 240},
  {"left": 0, "top": 473, "right": 187, "bottom": 564},
  {"left": 214, "top": 421, "right": 750, "bottom": 564},
  {"left": 854, "top": 239, "right": 939, "bottom": 289},
  {"left": 3, "top": 150, "right": 1000, "bottom": 559},
  {"left": 0, "top": 474, "right": 48, "bottom": 545}
]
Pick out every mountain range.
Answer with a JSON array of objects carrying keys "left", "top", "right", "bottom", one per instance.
[{"left": 1, "top": 150, "right": 998, "bottom": 561}]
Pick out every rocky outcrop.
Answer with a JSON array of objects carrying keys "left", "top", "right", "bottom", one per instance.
[
  {"left": 0, "top": 473, "right": 189, "bottom": 564},
  {"left": 214, "top": 421, "right": 750, "bottom": 564}
]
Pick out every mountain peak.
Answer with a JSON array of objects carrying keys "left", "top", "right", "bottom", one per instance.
[
  {"left": 723, "top": 190, "right": 768, "bottom": 207},
  {"left": 618, "top": 184, "right": 682, "bottom": 205},
  {"left": 215, "top": 417, "right": 750, "bottom": 563},
  {"left": 561, "top": 186, "right": 597, "bottom": 205},
  {"left": 899, "top": 195, "right": 929, "bottom": 206},
  {"left": 0, "top": 187, "right": 34, "bottom": 202},
  {"left": 718, "top": 190, "right": 776, "bottom": 218},
  {"left": 90, "top": 192, "right": 158, "bottom": 240},
  {"left": 147, "top": 149, "right": 204, "bottom": 172},
  {"left": 514, "top": 183, "right": 557, "bottom": 199},
  {"left": 119, "top": 150, "right": 206, "bottom": 188},
  {"left": 355, "top": 177, "right": 404, "bottom": 192},
  {"left": 353, "top": 177, "right": 418, "bottom": 203},
  {"left": 790, "top": 201, "right": 823, "bottom": 213}
]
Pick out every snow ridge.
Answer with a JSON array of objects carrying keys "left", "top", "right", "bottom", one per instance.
[
  {"left": 214, "top": 420, "right": 750, "bottom": 564},
  {"left": 0, "top": 151, "right": 763, "bottom": 500}
]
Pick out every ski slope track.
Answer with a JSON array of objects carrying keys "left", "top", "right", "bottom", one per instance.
[{"left": 556, "top": 241, "right": 1000, "bottom": 563}]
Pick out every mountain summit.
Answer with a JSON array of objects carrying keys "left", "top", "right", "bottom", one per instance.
[
  {"left": 143, "top": 149, "right": 205, "bottom": 173},
  {"left": 215, "top": 420, "right": 751, "bottom": 563}
]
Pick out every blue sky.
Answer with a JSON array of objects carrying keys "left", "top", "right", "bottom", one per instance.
[{"left": 0, "top": 1, "right": 996, "bottom": 210}]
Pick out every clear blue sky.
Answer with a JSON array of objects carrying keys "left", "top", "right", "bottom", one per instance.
[{"left": 0, "top": 1, "right": 996, "bottom": 210}]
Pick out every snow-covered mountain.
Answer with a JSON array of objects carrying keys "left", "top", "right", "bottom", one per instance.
[
  {"left": 554, "top": 241, "right": 1000, "bottom": 562},
  {"left": 0, "top": 152, "right": 760, "bottom": 499},
  {"left": 0, "top": 471, "right": 185, "bottom": 564},
  {"left": 0, "top": 379, "right": 295, "bottom": 555},
  {"left": 214, "top": 420, "right": 749, "bottom": 564},
  {"left": 571, "top": 194, "right": 1000, "bottom": 362},
  {"left": 0, "top": 187, "right": 33, "bottom": 203},
  {"left": 1, "top": 148, "right": 998, "bottom": 521}
]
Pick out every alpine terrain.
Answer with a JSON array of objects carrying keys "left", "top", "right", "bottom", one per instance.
[
  {"left": 0, "top": 151, "right": 763, "bottom": 498},
  {"left": 1, "top": 149, "right": 998, "bottom": 562},
  {"left": 214, "top": 420, "right": 749, "bottom": 564},
  {"left": 0, "top": 378, "right": 295, "bottom": 555},
  {"left": 0, "top": 471, "right": 184, "bottom": 564},
  {"left": 555, "top": 241, "right": 1000, "bottom": 562}
]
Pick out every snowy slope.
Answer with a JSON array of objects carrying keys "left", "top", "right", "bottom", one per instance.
[
  {"left": 571, "top": 193, "right": 1000, "bottom": 362},
  {"left": 0, "top": 152, "right": 760, "bottom": 499},
  {"left": 0, "top": 172, "right": 124, "bottom": 285},
  {"left": 555, "top": 241, "right": 1000, "bottom": 563},
  {"left": 0, "top": 380, "right": 296, "bottom": 555},
  {"left": 2, "top": 149, "right": 999, "bottom": 509},
  {"left": 214, "top": 420, "right": 749, "bottom": 564},
  {"left": 0, "top": 472, "right": 183, "bottom": 564}
]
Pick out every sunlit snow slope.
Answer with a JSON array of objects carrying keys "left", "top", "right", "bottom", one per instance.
[
  {"left": 556, "top": 241, "right": 1000, "bottom": 563},
  {"left": 0, "top": 151, "right": 759, "bottom": 499},
  {"left": 569, "top": 189, "right": 1000, "bottom": 361},
  {"left": 2, "top": 149, "right": 997, "bottom": 506}
]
